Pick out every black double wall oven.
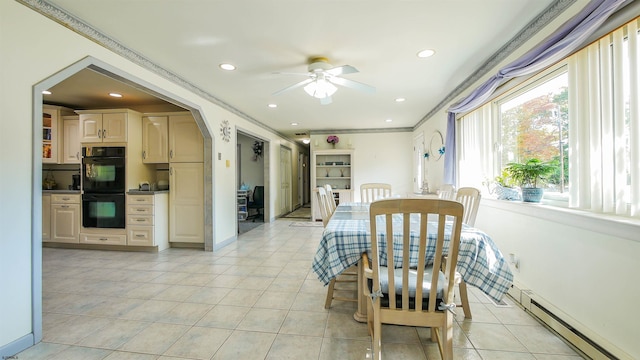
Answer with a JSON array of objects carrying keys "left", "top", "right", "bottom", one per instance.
[{"left": 82, "top": 146, "right": 126, "bottom": 229}]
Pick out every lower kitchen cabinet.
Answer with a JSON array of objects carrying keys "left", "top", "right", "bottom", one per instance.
[
  {"left": 170, "top": 162, "right": 204, "bottom": 243},
  {"left": 50, "top": 194, "right": 80, "bottom": 243},
  {"left": 42, "top": 194, "right": 51, "bottom": 241},
  {"left": 127, "top": 193, "right": 168, "bottom": 250}
]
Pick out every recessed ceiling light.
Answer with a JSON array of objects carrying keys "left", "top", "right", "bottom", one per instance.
[
  {"left": 385, "top": 119, "right": 393, "bottom": 123},
  {"left": 291, "top": 122, "right": 299, "bottom": 126},
  {"left": 302, "top": 139, "right": 311, "bottom": 144},
  {"left": 395, "top": 98, "right": 405, "bottom": 102},
  {"left": 42, "top": 90, "right": 52, "bottom": 95},
  {"left": 219, "top": 63, "right": 236, "bottom": 71},
  {"left": 109, "top": 93, "right": 122, "bottom": 98},
  {"left": 268, "top": 103, "right": 277, "bottom": 108},
  {"left": 417, "top": 49, "right": 435, "bottom": 58}
]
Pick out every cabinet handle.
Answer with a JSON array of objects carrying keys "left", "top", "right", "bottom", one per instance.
[
  {"left": 98, "top": 129, "right": 102, "bottom": 138},
  {"left": 103, "top": 129, "right": 107, "bottom": 138},
  {"left": 170, "top": 150, "right": 173, "bottom": 159},
  {"left": 136, "top": 219, "right": 145, "bottom": 222},
  {"left": 170, "top": 167, "right": 173, "bottom": 176},
  {"left": 76, "top": 152, "right": 80, "bottom": 160},
  {"left": 99, "top": 238, "right": 108, "bottom": 241},
  {"left": 137, "top": 209, "right": 145, "bottom": 212},
  {"left": 136, "top": 198, "right": 145, "bottom": 202},
  {"left": 61, "top": 205, "right": 69, "bottom": 208},
  {"left": 142, "top": 150, "right": 146, "bottom": 159},
  {"left": 62, "top": 197, "right": 70, "bottom": 200},
  {"left": 135, "top": 234, "right": 145, "bottom": 238}
]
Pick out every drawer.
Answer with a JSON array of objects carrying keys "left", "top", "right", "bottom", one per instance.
[
  {"left": 80, "top": 233, "right": 126, "bottom": 246},
  {"left": 127, "top": 215, "right": 154, "bottom": 226},
  {"left": 127, "top": 195, "right": 153, "bottom": 205},
  {"left": 51, "top": 194, "right": 80, "bottom": 204},
  {"left": 127, "top": 204, "right": 153, "bottom": 215},
  {"left": 128, "top": 226, "right": 154, "bottom": 246}
]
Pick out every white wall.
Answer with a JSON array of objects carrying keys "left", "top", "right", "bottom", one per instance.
[
  {"left": 311, "top": 132, "right": 413, "bottom": 200},
  {"left": 0, "top": 1, "right": 305, "bottom": 354},
  {"left": 237, "top": 133, "right": 265, "bottom": 190}
]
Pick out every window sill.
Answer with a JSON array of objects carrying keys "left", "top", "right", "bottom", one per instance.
[{"left": 482, "top": 198, "right": 640, "bottom": 243}]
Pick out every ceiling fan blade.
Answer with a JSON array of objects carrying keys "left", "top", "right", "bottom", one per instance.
[
  {"left": 325, "top": 65, "right": 358, "bottom": 76},
  {"left": 329, "top": 77, "right": 376, "bottom": 94},
  {"left": 272, "top": 71, "right": 311, "bottom": 76},
  {"left": 272, "top": 78, "right": 314, "bottom": 96},
  {"left": 320, "top": 96, "right": 332, "bottom": 105}
]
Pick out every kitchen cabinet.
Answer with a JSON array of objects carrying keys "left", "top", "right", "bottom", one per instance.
[
  {"left": 42, "top": 105, "right": 74, "bottom": 164},
  {"left": 169, "top": 162, "right": 204, "bottom": 243},
  {"left": 79, "top": 233, "right": 126, "bottom": 246},
  {"left": 169, "top": 114, "right": 203, "bottom": 162},
  {"left": 142, "top": 115, "right": 169, "bottom": 163},
  {"left": 50, "top": 194, "right": 80, "bottom": 243},
  {"left": 77, "top": 109, "right": 137, "bottom": 143},
  {"left": 42, "top": 194, "right": 51, "bottom": 241},
  {"left": 62, "top": 115, "right": 81, "bottom": 164},
  {"left": 127, "top": 193, "right": 169, "bottom": 250},
  {"left": 311, "top": 149, "right": 354, "bottom": 221}
]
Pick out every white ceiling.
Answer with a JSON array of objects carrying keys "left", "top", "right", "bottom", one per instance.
[{"left": 41, "top": 0, "right": 562, "bottom": 141}]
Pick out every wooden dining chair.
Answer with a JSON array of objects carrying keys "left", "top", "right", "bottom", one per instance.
[
  {"left": 438, "top": 184, "right": 456, "bottom": 200},
  {"left": 360, "top": 183, "right": 392, "bottom": 203},
  {"left": 450, "top": 186, "right": 482, "bottom": 319},
  {"left": 324, "top": 184, "right": 337, "bottom": 213},
  {"left": 314, "top": 187, "right": 358, "bottom": 308},
  {"left": 363, "top": 198, "right": 464, "bottom": 360}
]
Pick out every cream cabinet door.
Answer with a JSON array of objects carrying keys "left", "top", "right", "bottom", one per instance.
[
  {"left": 170, "top": 163, "right": 204, "bottom": 243},
  {"left": 79, "top": 113, "right": 102, "bottom": 142},
  {"left": 42, "top": 194, "right": 51, "bottom": 241},
  {"left": 62, "top": 118, "right": 81, "bottom": 164},
  {"left": 51, "top": 203, "right": 80, "bottom": 243},
  {"left": 102, "top": 113, "right": 127, "bottom": 142},
  {"left": 142, "top": 116, "right": 169, "bottom": 163},
  {"left": 42, "top": 106, "right": 59, "bottom": 164},
  {"left": 169, "top": 115, "right": 203, "bottom": 162}
]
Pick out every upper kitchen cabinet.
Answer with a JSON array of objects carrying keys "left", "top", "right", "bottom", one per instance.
[
  {"left": 62, "top": 115, "right": 81, "bottom": 164},
  {"left": 76, "top": 109, "right": 141, "bottom": 143},
  {"left": 142, "top": 115, "right": 169, "bottom": 163},
  {"left": 42, "top": 105, "right": 74, "bottom": 164},
  {"left": 169, "top": 114, "right": 203, "bottom": 163}
]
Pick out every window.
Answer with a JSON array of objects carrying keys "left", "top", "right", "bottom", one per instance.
[{"left": 458, "top": 17, "right": 639, "bottom": 217}]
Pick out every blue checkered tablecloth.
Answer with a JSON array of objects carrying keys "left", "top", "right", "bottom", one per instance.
[{"left": 312, "top": 202, "right": 514, "bottom": 302}]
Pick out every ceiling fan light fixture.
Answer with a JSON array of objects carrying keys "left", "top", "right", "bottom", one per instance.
[{"left": 304, "top": 78, "right": 337, "bottom": 99}]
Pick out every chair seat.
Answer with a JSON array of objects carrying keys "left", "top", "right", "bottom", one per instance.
[{"left": 368, "top": 266, "right": 446, "bottom": 310}]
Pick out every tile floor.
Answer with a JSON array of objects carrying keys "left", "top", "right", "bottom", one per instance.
[{"left": 18, "top": 219, "right": 584, "bottom": 359}]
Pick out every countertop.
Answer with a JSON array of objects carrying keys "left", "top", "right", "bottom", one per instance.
[
  {"left": 42, "top": 190, "right": 81, "bottom": 194},
  {"left": 127, "top": 189, "right": 170, "bottom": 195}
]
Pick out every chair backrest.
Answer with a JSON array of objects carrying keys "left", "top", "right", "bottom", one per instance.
[
  {"left": 438, "top": 184, "right": 456, "bottom": 200},
  {"left": 360, "top": 183, "right": 392, "bottom": 203},
  {"left": 367, "top": 198, "right": 463, "bottom": 314},
  {"left": 252, "top": 186, "right": 265, "bottom": 206},
  {"left": 324, "top": 184, "right": 337, "bottom": 213},
  {"left": 314, "top": 187, "right": 333, "bottom": 227},
  {"left": 455, "top": 187, "right": 481, "bottom": 226}
]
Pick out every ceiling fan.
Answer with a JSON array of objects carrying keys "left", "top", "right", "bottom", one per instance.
[{"left": 273, "top": 57, "right": 375, "bottom": 105}]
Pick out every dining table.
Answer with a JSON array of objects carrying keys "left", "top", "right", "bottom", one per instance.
[{"left": 312, "top": 202, "right": 514, "bottom": 322}]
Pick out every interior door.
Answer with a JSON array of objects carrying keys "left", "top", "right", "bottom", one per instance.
[{"left": 280, "top": 146, "right": 292, "bottom": 215}]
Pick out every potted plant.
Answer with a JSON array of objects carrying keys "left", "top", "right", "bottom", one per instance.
[
  {"left": 484, "top": 169, "right": 521, "bottom": 201},
  {"left": 504, "top": 158, "right": 557, "bottom": 202}
]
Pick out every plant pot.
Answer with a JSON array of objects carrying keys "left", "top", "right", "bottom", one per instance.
[{"left": 521, "top": 187, "right": 544, "bottom": 203}]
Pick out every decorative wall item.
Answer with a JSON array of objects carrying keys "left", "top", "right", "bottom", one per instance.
[
  {"left": 220, "top": 120, "right": 231, "bottom": 142},
  {"left": 327, "top": 135, "right": 339, "bottom": 148},
  {"left": 252, "top": 141, "right": 263, "bottom": 161},
  {"left": 429, "top": 130, "right": 445, "bottom": 161}
]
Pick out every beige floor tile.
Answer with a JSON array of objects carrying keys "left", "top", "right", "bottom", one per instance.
[
  {"left": 267, "top": 276, "right": 304, "bottom": 292},
  {"left": 290, "top": 291, "right": 329, "bottom": 312},
  {"left": 507, "top": 324, "right": 579, "bottom": 355},
  {"left": 78, "top": 319, "right": 151, "bottom": 349},
  {"left": 120, "top": 299, "right": 179, "bottom": 321},
  {"left": 254, "top": 290, "right": 297, "bottom": 310},
  {"left": 196, "top": 305, "right": 250, "bottom": 329},
  {"left": 151, "top": 284, "right": 201, "bottom": 302},
  {"left": 416, "top": 322, "right": 473, "bottom": 348},
  {"left": 122, "top": 283, "right": 171, "bottom": 299},
  {"left": 211, "top": 330, "right": 276, "bottom": 360},
  {"left": 11, "top": 342, "right": 70, "bottom": 359},
  {"left": 279, "top": 310, "right": 328, "bottom": 336},
  {"left": 477, "top": 349, "right": 537, "bottom": 359},
  {"left": 324, "top": 310, "right": 370, "bottom": 341},
  {"left": 149, "top": 272, "right": 190, "bottom": 285},
  {"left": 217, "top": 288, "right": 263, "bottom": 307},
  {"left": 157, "top": 302, "right": 213, "bottom": 325},
  {"left": 103, "top": 350, "right": 160, "bottom": 359},
  {"left": 236, "top": 308, "right": 288, "bottom": 332},
  {"left": 163, "top": 326, "right": 232, "bottom": 359},
  {"left": 48, "top": 345, "right": 113, "bottom": 359},
  {"left": 236, "top": 276, "right": 274, "bottom": 291},
  {"left": 184, "top": 286, "right": 232, "bottom": 305},
  {"left": 380, "top": 324, "right": 421, "bottom": 344},
  {"left": 265, "top": 334, "right": 323, "bottom": 360},
  {"left": 423, "top": 343, "right": 483, "bottom": 359},
  {"left": 318, "top": 337, "right": 372, "bottom": 360},
  {"left": 206, "top": 274, "right": 245, "bottom": 288},
  {"left": 177, "top": 273, "right": 218, "bottom": 286},
  {"left": 461, "top": 322, "right": 528, "bottom": 352},
  {"left": 85, "top": 297, "right": 146, "bottom": 318},
  {"left": 43, "top": 315, "right": 112, "bottom": 344},
  {"left": 119, "top": 322, "right": 190, "bottom": 355}
]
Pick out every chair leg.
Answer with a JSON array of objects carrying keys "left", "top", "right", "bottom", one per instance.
[
  {"left": 324, "top": 278, "right": 336, "bottom": 309},
  {"left": 372, "top": 307, "right": 382, "bottom": 360},
  {"left": 459, "top": 280, "right": 472, "bottom": 319}
]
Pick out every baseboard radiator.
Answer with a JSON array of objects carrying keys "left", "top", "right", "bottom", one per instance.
[{"left": 508, "top": 283, "right": 629, "bottom": 360}]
